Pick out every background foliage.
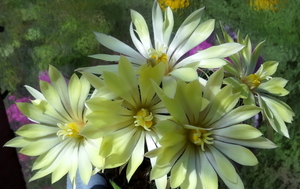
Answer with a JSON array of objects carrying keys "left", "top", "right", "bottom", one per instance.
[{"left": 1, "top": 0, "right": 299, "bottom": 188}]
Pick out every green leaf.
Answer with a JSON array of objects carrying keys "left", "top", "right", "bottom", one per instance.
[{"left": 110, "top": 180, "right": 122, "bottom": 189}]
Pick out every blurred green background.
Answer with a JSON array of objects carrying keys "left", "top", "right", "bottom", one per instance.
[{"left": 1, "top": 0, "right": 299, "bottom": 188}]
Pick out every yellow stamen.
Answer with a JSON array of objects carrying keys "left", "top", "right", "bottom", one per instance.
[
  {"left": 57, "top": 122, "right": 84, "bottom": 140},
  {"left": 133, "top": 108, "right": 154, "bottom": 131},
  {"left": 148, "top": 46, "right": 168, "bottom": 66},
  {"left": 242, "top": 74, "right": 261, "bottom": 91},
  {"left": 150, "top": 53, "right": 168, "bottom": 65},
  {"left": 188, "top": 129, "right": 214, "bottom": 151}
]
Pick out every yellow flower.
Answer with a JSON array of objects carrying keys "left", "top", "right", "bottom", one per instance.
[
  {"left": 147, "top": 68, "right": 276, "bottom": 188},
  {"left": 158, "top": 0, "right": 190, "bottom": 12},
  {"left": 78, "top": 1, "right": 244, "bottom": 89},
  {"left": 80, "top": 56, "right": 169, "bottom": 189},
  {"left": 250, "top": 0, "right": 279, "bottom": 11},
  {"left": 4, "top": 66, "right": 103, "bottom": 187},
  {"left": 219, "top": 26, "right": 294, "bottom": 138}
]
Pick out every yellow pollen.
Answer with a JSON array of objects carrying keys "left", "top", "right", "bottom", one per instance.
[
  {"left": 150, "top": 53, "right": 168, "bottom": 65},
  {"left": 57, "top": 122, "right": 84, "bottom": 140},
  {"left": 133, "top": 108, "right": 154, "bottom": 130},
  {"left": 188, "top": 129, "right": 214, "bottom": 151},
  {"left": 148, "top": 47, "right": 168, "bottom": 66},
  {"left": 242, "top": 74, "right": 261, "bottom": 91}
]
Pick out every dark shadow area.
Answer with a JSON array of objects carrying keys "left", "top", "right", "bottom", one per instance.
[{"left": 0, "top": 89, "right": 27, "bottom": 189}]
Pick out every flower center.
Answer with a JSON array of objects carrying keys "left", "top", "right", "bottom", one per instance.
[
  {"left": 242, "top": 74, "right": 261, "bottom": 91},
  {"left": 188, "top": 129, "right": 214, "bottom": 151},
  {"left": 148, "top": 45, "right": 168, "bottom": 66},
  {"left": 133, "top": 108, "right": 153, "bottom": 131},
  {"left": 57, "top": 122, "right": 85, "bottom": 140},
  {"left": 150, "top": 52, "right": 168, "bottom": 65}
]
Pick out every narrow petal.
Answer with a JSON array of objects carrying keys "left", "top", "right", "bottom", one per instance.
[
  {"left": 168, "top": 7, "right": 204, "bottom": 56},
  {"left": 93, "top": 32, "right": 145, "bottom": 62},
  {"left": 152, "top": 0, "right": 164, "bottom": 45},
  {"left": 261, "top": 61, "right": 279, "bottom": 76},
  {"left": 80, "top": 71, "right": 105, "bottom": 89},
  {"left": 49, "top": 65, "right": 74, "bottom": 119},
  {"left": 32, "top": 139, "right": 71, "bottom": 170},
  {"left": 103, "top": 71, "right": 137, "bottom": 107},
  {"left": 130, "top": 10, "right": 152, "bottom": 51},
  {"left": 156, "top": 143, "right": 186, "bottom": 169},
  {"left": 51, "top": 141, "right": 76, "bottom": 183},
  {"left": 16, "top": 124, "right": 58, "bottom": 138},
  {"left": 207, "top": 146, "right": 238, "bottom": 183},
  {"left": 214, "top": 136, "right": 277, "bottom": 149},
  {"left": 261, "top": 94, "right": 294, "bottom": 123},
  {"left": 30, "top": 99, "right": 70, "bottom": 123},
  {"left": 209, "top": 105, "right": 261, "bottom": 128},
  {"left": 223, "top": 77, "right": 249, "bottom": 99},
  {"left": 155, "top": 119, "right": 186, "bottom": 137},
  {"left": 20, "top": 136, "right": 61, "bottom": 156},
  {"left": 4, "top": 136, "right": 29, "bottom": 148},
  {"left": 76, "top": 64, "right": 119, "bottom": 75},
  {"left": 180, "top": 149, "right": 198, "bottom": 189},
  {"left": 213, "top": 141, "right": 258, "bottom": 166},
  {"left": 118, "top": 56, "right": 140, "bottom": 104},
  {"left": 68, "top": 74, "right": 82, "bottom": 121},
  {"left": 213, "top": 124, "right": 263, "bottom": 139},
  {"left": 17, "top": 103, "right": 63, "bottom": 126},
  {"left": 77, "top": 75, "right": 91, "bottom": 117},
  {"left": 152, "top": 81, "right": 188, "bottom": 124},
  {"left": 25, "top": 85, "right": 45, "bottom": 100},
  {"left": 249, "top": 40, "right": 265, "bottom": 75},
  {"left": 39, "top": 81, "right": 73, "bottom": 122},
  {"left": 199, "top": 151, "right": 218, "bottom": 189},
  {"left": 177, "top": 43, "right": 244, "bottom": 67},
  {"left": 138, "top": 63, "right": 164, "bottom": 105},
  {"left": 168, "top": 67, "right": 198, "bottom": 82},
  {"left": 198, "top": 58, "right": 227, "bottom": 69},
  {"left": 169, "top": 145, "right": 190, "bottom": 188},
  {"left": 162, "top": 76, "right": 177, "bottom": 98},
  {"left": 126, "top": 131, "right": 145, "bottom": 181},
  {"left": 162, "top": 7, "right": 174, "bottom": 46},
  {"left": 129, "top": 23, "right": 149, "bottom": 57},
  {"left": 203, "top": 68, "right": 224, "bottom": 101},
  {"left": 257, "top": 78, "right": 289, "bottom": 96},
  {"left": 172, "top": 19, "right": 215, "bottom": 60},
  {"left": 78, "top": 145, "right": 93, "bottom": 184}
]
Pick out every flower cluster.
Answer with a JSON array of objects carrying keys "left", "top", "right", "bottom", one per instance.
[
  {"left": 158, "top": 0, "right": 190, "bottom": 12},
  {"left": 5, "top": 1, "right": 293, "bottom": 189},
  {"left": 249, "top": 0, "right": 280, "bottom": 11}
]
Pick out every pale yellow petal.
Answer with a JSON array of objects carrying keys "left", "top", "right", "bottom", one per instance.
[
  {"left": 213, "top": 124, "right": 262, "bottom": 139},
  {"left": 16, "top": 124, "right": 58, "bottom": 138},
  {"left": 213, "top": 141, "right": 258, "bottom": 166},
  {"left": 78, "top": 144, "right": 93, "bottom": 185},
  {"left": 126, "top": 131, "right": 145, "bottom": 181},
  {"left": 207, "top": 146, "right": 238, "bottom": 184}
]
